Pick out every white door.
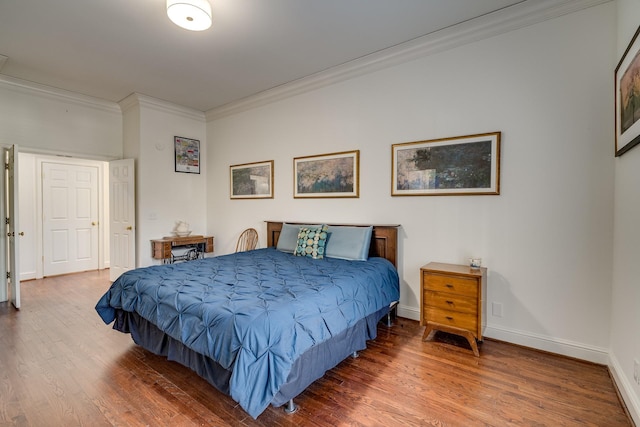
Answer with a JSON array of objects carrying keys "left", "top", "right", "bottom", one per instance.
[
  {"left": 42, "top": 162, "right": 99, "bottom": 276},
  {"left": 109, "top": 159, "right": 135, "bottom": 282},
  {"left": 6, "top": 145, "right": 20, "bottom": 308}
]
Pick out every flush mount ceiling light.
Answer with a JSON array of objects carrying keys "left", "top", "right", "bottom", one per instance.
[{"left": 167, "top": 0, "right": 212, "bottom": 31}]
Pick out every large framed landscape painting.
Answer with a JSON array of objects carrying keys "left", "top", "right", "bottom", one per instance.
[
  {"left": 230, "top": 160, "right": 274, "bottom": 199},
  {"left": 392, "top": 132, "right": 501, "bottom": 196},
  {"left": 615, "top": 24, "right": 640, "bottom": 157},
  {"left": 294, "top": 150, "right": 359, "bottom": 198}
]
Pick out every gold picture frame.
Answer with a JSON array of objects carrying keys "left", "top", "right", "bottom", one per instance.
[
  {"left": 392, "top": 132, "right": 501, "bottom": 196},
  {"left": 293, "top": 150, "right": 360, "bottom": 198},
  {"left": 230, "top": 160, "right": 274, "bottom": 199}
]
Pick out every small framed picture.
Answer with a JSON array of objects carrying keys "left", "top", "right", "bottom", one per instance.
[
  {"left": 174, "top": 136, "right": 200, "bottom": 174},
  {"left": 230, "top": 160, "right": 274, "bottom": 199},
  {"left": 392, "top": 132, "right": 501, "bottom": 196},
  {"left": 615, "top": 25, "right": 640, "bottom": 156},
  {"left": 294, "top": 150, "right": 359, "bottom": 198}
]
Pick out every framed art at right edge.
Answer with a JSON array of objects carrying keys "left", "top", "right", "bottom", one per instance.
[{"left": 615, "top": 24, "right": 640, "bottom": 157}]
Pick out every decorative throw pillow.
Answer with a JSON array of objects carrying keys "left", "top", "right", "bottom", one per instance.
[
  {"left": 294, "top": 225, "right": 329, "bottom": 259},
  {"left": 276, "top": 223, "right": 321, "bottom": 253}
]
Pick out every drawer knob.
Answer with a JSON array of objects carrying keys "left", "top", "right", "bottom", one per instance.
[
  {"left": 446, "top": 300, "right": 454, "bottom": 305},
  {"left": 446, "top": 316, "right": 453, "bottom": 320},
  {"left": 446, "top": 284, "right": 454, "bottom": 288}
]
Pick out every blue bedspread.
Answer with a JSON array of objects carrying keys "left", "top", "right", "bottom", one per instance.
[{"left": 95, "top": 247, "right": 399, "bottom": 418}]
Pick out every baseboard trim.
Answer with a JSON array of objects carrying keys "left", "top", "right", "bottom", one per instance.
[
  {"left": 397, "top": 304, "right": 420, "bottom": 321},
  {"left": 20, "top": 272, "right": 36, "bottom": 282},
  {"left": 396, "top": 308, "right": 609, "bottom": 364},
  {"left": 609, "top": 353, "right": 640, "bottom": 426},
  {"left": 484, "top": 325, "right": 609, "bottom": 364}
]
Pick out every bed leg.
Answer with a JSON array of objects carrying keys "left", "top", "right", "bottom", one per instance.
[
  {"left": 385, "top": 301, "right": 399, "bottom": 327},
  {"left": 385, "top": 312, "right": 392, "bottom": 327},
  {"left": 283, "top": 399, "right": 298, "bottom": 414}
]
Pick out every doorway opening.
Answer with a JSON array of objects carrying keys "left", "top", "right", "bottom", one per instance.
[{"left": 19, "top": 152, "right": 109, "bottom": 280}]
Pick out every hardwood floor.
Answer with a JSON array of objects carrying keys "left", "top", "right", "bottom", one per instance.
[{"left": 0, "top": 270, "right": 632, "bottom": 426}]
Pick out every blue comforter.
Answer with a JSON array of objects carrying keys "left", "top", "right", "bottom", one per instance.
[{"left": 95, "top": 247, "right": 399, "bottom": 418}]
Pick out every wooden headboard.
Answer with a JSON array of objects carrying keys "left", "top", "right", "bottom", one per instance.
[{"left": 265, "top": 221, "right": 399, "bottom": 267}]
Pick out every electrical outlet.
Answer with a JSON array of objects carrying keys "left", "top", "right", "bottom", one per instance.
[
  {"left": 634, "top": 359, "right": 639, "bottom": 385},
  {"left": 492, "top": 302, "right": 503, "bottom": 318}
]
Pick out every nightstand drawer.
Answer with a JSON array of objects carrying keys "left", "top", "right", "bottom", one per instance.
[
  {"left": 423, "top": 272, "right": 478, "bottom": 297},
  {"left": 425, "top": 306, "right": 478, "bottom": 333},
  {"left": 424, "top": 290, "right": 476, "bottom": 313}
]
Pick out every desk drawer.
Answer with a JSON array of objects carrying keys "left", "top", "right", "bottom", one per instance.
[
  {"left": 152, "top": 242, "right": 172, "bottom": 259},
  {"left": 205, "top": 236, "right": 214, "bottom": 253},
  {"left": 423, "top": 272, "right": 478, "bottom": 297}
]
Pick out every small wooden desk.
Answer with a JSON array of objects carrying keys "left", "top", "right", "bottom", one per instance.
[{"left": 151, "top": 235, "right": 214, "bottom": 264}]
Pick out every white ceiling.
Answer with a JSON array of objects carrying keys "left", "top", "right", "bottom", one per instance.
[{"left": 0, "top": 0, "right": 525, "bottom": 112}]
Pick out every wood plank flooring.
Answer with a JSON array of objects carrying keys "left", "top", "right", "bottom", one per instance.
[{"left": 0, "top": 270, "right": 632, "bottom": 426}]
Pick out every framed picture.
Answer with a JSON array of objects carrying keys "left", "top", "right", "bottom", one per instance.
[
  {"left": 392, "top": 132, "right": 501, "bottom": 196},
  {"left": 230, "top": 160, "right": 274, "bottom": 199},
  {"left": 174, "top": 136, "right": 200, "bottom": 174},
  {"left": 294, "top": 150, "right": 359, "bottom": 198},
  {"left": 615, "top": 25, "right": 640, "bottom": 157}
]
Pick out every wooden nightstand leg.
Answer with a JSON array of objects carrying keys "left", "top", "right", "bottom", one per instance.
[
  {"left": 422, "top": 322, "right": 437, "bottom": 341},
  {"left": 459, "top": 330, "right": 480, "bottom": 357},
  {"left": 423, "top": 323, "right": 480, "bottom": 357}
]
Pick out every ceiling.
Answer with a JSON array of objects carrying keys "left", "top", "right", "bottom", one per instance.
[{"left": 0, "top": 0, "right": 525, "bottom": 112}]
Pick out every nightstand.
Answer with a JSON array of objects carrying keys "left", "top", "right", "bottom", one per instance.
[{"left": 420, "top": 262, "right": 486, "bottom": 356}]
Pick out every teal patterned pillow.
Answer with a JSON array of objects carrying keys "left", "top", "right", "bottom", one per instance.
[{"left": 294, "top": 225, "right": 329, "bottom": 259}]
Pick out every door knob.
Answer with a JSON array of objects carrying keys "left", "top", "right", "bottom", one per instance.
[{"left": 126, "top": 226, "right": 133, "bottom": 230}]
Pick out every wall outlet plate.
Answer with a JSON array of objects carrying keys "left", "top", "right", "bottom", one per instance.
[{"left": 492, "top": 302, "right": 503, "bottom": 318}]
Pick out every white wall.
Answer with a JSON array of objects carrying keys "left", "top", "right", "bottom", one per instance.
[
  {"left": 121, "top": 94, "right": 208, "bottom": 267},
  {"left": 0, "top": 76, "right": 122, "bottom": 159},
  {"left": 609, "top": 0, "right": 640, "bottom": 423},
  {"left": 207, "top": 3, "right": 616, "bottom": 364},
  {"left": 0, "top": 77, "right": 121, "bottom": 294}
]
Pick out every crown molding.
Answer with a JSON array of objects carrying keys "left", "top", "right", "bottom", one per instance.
[
  {"left": 0, "top": 74, "right": 121, "bottom": 115},
  {"left": 119, "top": 92, "right": 205, "bottom": 122},
  {"left": 206, "top": 0, "right": 611, "bottom": 121}
]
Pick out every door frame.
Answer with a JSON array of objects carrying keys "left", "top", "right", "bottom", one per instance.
[
  {"left": 0, "top": 148, "right": 5, "bottom": 302},
  {"left": 33, "top": 155, "right": 109, "bottom": 279}
]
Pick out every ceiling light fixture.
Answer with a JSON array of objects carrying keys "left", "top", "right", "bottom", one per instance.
[{"left": 167, "top": 0, "right": 212, "bottom": 31}]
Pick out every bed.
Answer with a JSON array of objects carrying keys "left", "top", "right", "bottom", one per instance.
[{"left": 95, "top": 221, "right": 400, "bottom": 419}]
